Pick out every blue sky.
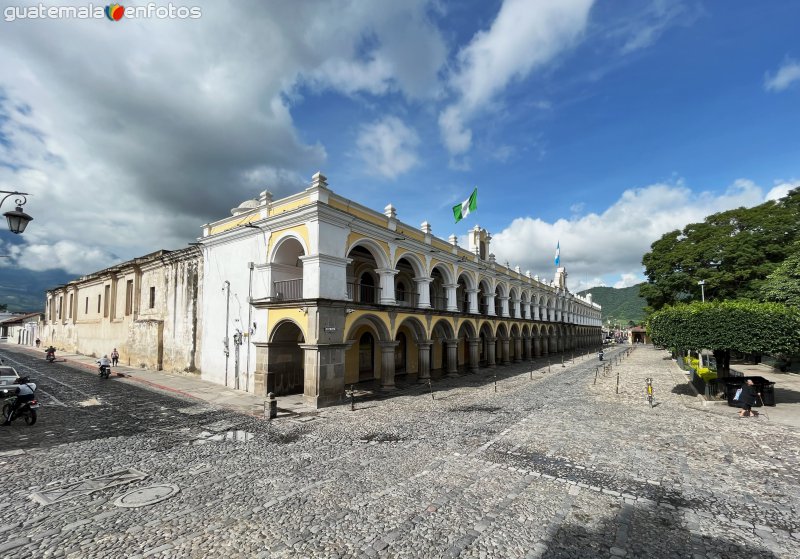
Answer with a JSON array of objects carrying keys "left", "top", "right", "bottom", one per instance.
[{"left": 0, "top": 0, "right": 798, "bottom": 292}]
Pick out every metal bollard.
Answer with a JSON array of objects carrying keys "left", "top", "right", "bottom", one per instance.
[
  {"left": 348, "top": 384, "right": 356, "bottom": 411},
  {"left": 594, "top": 367, "right": 598, "bottom": 385},
  {"left": 494, "top": 373, "right": 497, "bottom": 392},
  {"left": 615, "top": 371, "right": 619, "bottom": 394},
  {"left": 428, "top": 378, "right": 435, "bottom": 401},
  {"left": 265, "top": 392, "right": 277, "bottom": 419},
  {"left": 561, "top": 355, "right": 565, "bottom": 368}
]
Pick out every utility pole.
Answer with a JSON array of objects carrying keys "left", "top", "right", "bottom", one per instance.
[{"left": 223, "top": 280, "right": 231, "bottom": 386}]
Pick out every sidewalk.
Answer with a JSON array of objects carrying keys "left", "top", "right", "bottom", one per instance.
[{"left": 1, "top": 344, "right": 316, "bottom": 418}]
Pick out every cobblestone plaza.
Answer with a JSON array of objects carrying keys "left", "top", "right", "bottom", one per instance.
[{"left": 1, "top": 346, "right": 798, "bottom": 558}]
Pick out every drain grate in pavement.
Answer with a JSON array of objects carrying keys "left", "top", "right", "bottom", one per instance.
[
  {"left": 113, "top": 483, "right": 180, "bottom": 508},
  {"left": 191, "top": 430, "right": 254, "bottom": 445},
  {"left": 30, "top": 468, "right": 148, "bottom": 506}
]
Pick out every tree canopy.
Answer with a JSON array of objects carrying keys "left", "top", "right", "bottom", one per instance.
[
  {"left": 640, "top": 187, "right": 800, "bottom": 311},
  {"left": 648, "top": 300, "right": 800, "bottom": 358},
  {"left": 761, "top": 241, "right": 800, "bottom": 308}
]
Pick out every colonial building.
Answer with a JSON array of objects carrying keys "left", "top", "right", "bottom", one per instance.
[
  {"left": 43, "top": 172, "right": 601, "bottom": 408},
  {"left": 42, "top": 248, "right": 201, "bottom": 371}
]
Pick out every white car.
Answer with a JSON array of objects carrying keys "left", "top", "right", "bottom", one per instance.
[{"left": 0, "top": 365, "right": 20, "bottom": 398}]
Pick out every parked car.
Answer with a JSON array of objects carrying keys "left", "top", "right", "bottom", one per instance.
[{"left": 0, "top": 365, "right": 20, "bottom": 398}]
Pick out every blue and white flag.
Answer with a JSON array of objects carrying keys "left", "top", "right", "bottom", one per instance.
[{"left": 554, "top": 241, "right": 560, "bottom": 266}]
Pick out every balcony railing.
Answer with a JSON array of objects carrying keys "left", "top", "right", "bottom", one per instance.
[
  {"left": 430, "top": 295, "right": 447, "bottom": 311},
  {"left": 396, "top": 292, "right": 419, "bottom": 308},
  {"left": 347, "top": 282, "right": 382, "bottom": 304},
  {"left": 273, "top": 278, "right": 303, "bottom": 300}
]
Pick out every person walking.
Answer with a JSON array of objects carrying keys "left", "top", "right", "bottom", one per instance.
[
  {"left": 111, "top": 348, "right": 119, "bottom": 367},
  {"left": 738, "top": 379, "right": 761, "bottom": 417},
  {"left": 35, "top": 338, "right": 41, "bottom": 348}
]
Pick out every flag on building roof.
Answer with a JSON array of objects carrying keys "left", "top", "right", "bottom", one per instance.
[
  {"left": 453, "top": 187, "right": 477, "bottom": 223},
  {"left": 554, "top": 241, "right": 560, "bottom": 266}
]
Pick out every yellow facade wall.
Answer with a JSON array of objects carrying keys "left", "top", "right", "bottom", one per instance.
[
  {"left": 267, "top": 225, "right": 311, "bottom": 257},
  {"left": 266, "top": 309, "right": 309, "bottom": 341},
  {"left": 329, "top": 199, "right": 387, "bottom": 227},
  {"left": 269, "top": 196, "right": 311, "bottom": 216}
]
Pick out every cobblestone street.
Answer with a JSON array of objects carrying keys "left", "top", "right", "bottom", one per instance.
[{"left": 1, "top": 345, "right": 798, "bottom": 558}]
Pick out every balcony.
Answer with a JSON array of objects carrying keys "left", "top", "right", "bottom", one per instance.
[
  {"left": 273, "top": 278, "right": 303, "bottom": 300},
  {"left": 347, "top": 282, "right": 382, "bottom": 304},
  {"left": 430, "top": 295, "right": 447, "bottom": 311},
  {"left": 396, "top": 292, "right": 419, "bottom": 308}
]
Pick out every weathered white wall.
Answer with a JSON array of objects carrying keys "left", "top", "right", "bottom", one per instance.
[
  {"left": 42, "top": 253, "right": 200, "bottom": 373},
  {"left": 199, "top": 233, "right": 266, "bottom": 392}
]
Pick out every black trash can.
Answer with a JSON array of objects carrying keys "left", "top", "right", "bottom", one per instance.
[
  {"left": 759, "top": 381, "right": 776, "bottom": 406},
  {"left": 725, "top": 376, "right": 776, "bottom": 407}
]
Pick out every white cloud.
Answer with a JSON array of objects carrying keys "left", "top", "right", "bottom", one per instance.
[
  {"left": 356, "top": 116, "right": 420, "bottom": 179},
  {"left": 0, "top": 1, "right": 448, "bottom": 274},
  {"left": 765, "top": 180, "right": 800, "bottom": 201},
  {"left": 613, "top": 272, "right": 644, "bottom": 289},
  {"left": 764, "top": 59, "right": 800, "bottom": 92},
  {"left": 439, "top": 0, "right": 594, "bottom": 155},
  {"left": 490, "top": 178, "right": 767, "bottom": 288},
  {"left": 13, "top": 240, "right": 117, "bottom": 275}
]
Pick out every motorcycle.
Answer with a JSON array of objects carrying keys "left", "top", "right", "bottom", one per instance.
[
  {"left": 97, "top": 362, "right": 111, "bottom": 379},
  {"left": 2, "top": 397, "right": 39, "bottom": 426},
  {"left": 45, "top": 349, "right": 56, "bottom": 363},
  {"left": 598, "top": 352, "right": 604, "bottom": 361}
]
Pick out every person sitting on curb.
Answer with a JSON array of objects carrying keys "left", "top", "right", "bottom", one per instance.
[{"left": 738, "top": 379, "right": 760, "bottom": 418}]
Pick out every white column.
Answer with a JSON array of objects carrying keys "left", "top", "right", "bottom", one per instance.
[
  {"left": 414, "top": 277, "right": 432, "bottom": 309},
  {"left": 498, "top": 296, "right": 509, "bottom": 318},
  {"left": 376, "top": 268, "right": 398, "bottom": 305},
  {"left": 485, "top": 292, "right": 496, "bottom": 316},
  {"left": 522, "top": 301, "right": 530, "bottom": 319},
  {"left": 444, "top": 283, "right": 459, "bottom": 312},
  {"left": 512, "top": 298, "right": 521, "bottom": 319},
  {"left": 467, "top": 289, "right": 479, "bottom": 314}
]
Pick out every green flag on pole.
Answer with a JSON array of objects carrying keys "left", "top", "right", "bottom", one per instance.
[{"left": 453, "top": 187, "right": 477, "bottom": 223}]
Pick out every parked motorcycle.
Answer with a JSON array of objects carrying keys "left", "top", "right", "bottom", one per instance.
[{"left": 2, "top": 396, "right": 39, "bottom": 426}]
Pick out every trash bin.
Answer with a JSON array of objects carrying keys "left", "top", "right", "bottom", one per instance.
[
  {"left": 724, "top": 376, "right": 776, "bottom": 407},
  {"left": 759, "top": 381, "right": 776, "bottom": 406}
]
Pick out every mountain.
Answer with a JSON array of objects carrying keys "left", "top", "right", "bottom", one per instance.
[
  {"left": 0, "top": 267, "right": 74, "bottom": 312},
  {"left": 577, "top": 283, "right": 647, "bottom": 327}
]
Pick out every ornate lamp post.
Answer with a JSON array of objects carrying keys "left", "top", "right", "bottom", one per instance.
[{"left": 0, "top": 190, "right": 33, "bottom": 234}]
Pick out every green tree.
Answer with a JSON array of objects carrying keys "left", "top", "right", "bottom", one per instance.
[
  {"left": 761, "top": 241, "right": 800, "bottom": 308},
  {"left": 641, "top": 187, "right": 800, "bottom": 310},
  {"left": 648, "top": 300, "right": 800, "bottom": 375}
]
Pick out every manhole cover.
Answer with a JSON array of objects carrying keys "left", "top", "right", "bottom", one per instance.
[{"left": 114, "top": 483, "right": 180, "bottom": 508}]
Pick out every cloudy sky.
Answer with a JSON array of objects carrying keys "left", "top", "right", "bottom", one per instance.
[{"left": 1, "top": 0, "right": 798, "bottom": 292}]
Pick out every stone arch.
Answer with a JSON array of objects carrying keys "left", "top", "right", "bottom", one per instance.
[
  {"left": 346, "top": 238, "right": 390, "bottom": 269},
  {"left": 394, "top": 251, "right": 427, "bottom": 278},
  {"left": 269, "top": 233, "right": 308, "bottom": 265},
  {"left": 344, "top": 313, "right": 391, "bottom": 342},
  {"left": 394, "top": 315, "right": 427, "bottom": 341},
  {"left": 431, "top": 261, "right": 455, "bottom": 285},
  {"left": 521, "top": 324, "right": 531, "bottom": 337},
  {"left": 266, "top": 319, "right": 306, "bottom": 396},
  {"left": 456, "top": 269, "right": 477, "bottom": 291}
]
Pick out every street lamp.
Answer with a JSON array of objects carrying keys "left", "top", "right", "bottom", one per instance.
[
  {"left": 698, "top": 280, "right": 706, "bottom": 303},
  {"left": 0, "top": 190, "right": 33, "bottom": 234}
]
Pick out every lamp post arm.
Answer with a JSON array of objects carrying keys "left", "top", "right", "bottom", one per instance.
[{"left": 0, "top": 191, "right": 30, "bottom": 209}]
